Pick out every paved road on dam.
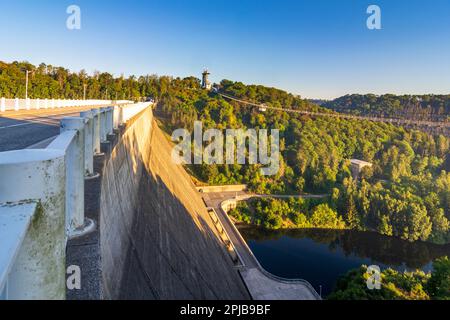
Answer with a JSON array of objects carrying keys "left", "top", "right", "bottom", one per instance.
[
  {"left": 0, "top": 106, "right": 99, "bottom": 152},
  {"left": 201, "top": 191, "right": 321, "bottom": 300}
]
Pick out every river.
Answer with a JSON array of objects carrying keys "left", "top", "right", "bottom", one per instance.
[{"left": 238, "top": 226, "right": 450, "bottom": 297}]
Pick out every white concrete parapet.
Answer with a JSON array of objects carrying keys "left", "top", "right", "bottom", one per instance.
[
  {"left": 0, "top": 149, "right": 66, "bottom": 299},
  {"left": 80, "top": 111, "right": 96, "bottom": 178},
  {"left": 105, "top": 107, "right": 114, "bottom": 135},
  {"left": 91, "top": 109, "right": 102, "bottom": 155},
  {"left": 121, "top": 102, "right": 151, "bottom": 122},
  {"left": 0, "top": 101, "right": 151, "bottom": 300},
  {"left": 48, "top": 117, "right": 88, "bottom": 237},
  {"left": 113, "top": 105, "right": 123, "bottom": 129},
  {"left": 0, "top": 98, "right": 133, "bottom": 112},
  {"left": 99, "top": 107, "right": 108, "bottom": 142}
]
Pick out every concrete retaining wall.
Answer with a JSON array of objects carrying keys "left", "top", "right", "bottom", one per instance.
[
  {"left": 100, "top": 108, "right": 249, "bottom": 299},
  {"left": 197, "top": 185, "right": 247, "bottom": 193}
]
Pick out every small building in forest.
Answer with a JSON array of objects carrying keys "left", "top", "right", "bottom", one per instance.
[{"left": 350, "top": 159, "right": 373, "bottom": 180}]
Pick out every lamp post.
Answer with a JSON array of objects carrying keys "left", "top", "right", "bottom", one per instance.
[
  {"left": 25, "top": 70, "right": 35, "bottom": 99},
  {"left": 83, "top": 84, "right": 87, "bottom": 100},
  {"left": 25, "top": 70, "right": 29, "bottom": 100}
]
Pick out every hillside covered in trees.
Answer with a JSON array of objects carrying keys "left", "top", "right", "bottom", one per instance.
[
  {"left": 322, "top": 94, "right": 450, "bottom": 121},
  {"left": 1, "top": 61, "right": 449, "bottom": 244},
  {"left": 155, "top": 77, "right": 450, "bottom": 244}
]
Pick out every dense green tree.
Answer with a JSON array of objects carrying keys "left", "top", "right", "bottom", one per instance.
[
  {"left": 426, "top": 256, "right": 450, "bottom": 300},
  {"left": 310, "top": 204, "right": 346, "bottom": 229},
  {"left": 329, "top": 257, "right": 449, "bottom": 300}
]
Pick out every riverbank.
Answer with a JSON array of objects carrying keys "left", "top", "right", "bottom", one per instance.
[{"left": 230, "top": 196, "right": 450, "bottom": 245}]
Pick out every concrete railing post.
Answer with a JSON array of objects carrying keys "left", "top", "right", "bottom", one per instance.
[
  {"left": 100, "top": 107, "right": 108, "bottom": 142},
  {"left": 14, "top": 98, "right": 19, "bottom": 111},
  {"left": 91, "top": 109, "right": 102, "bottom": 155},
  {"left": 113, "top": 105, "right": 123, "bottom": 128},
  {"left": 80, "top": 111, "right": 99, "bottom": 179},
  {"left": 0, "top": 97, "right": 5, "bottom": 112},
  {"left": 0, "top": 149, "right": 66, "bottom": 299},
  {"left": 25, "top": 98, "right": 30, "bottom": 110},
  {"left": 106, "top": 107, "right": 114, "bottom": 135},
  {"left": 59, "top": 117, "right": 87, "bottom": 237},
  {"left": 36, "top": 98, "right": 40, "bottom": 110}
]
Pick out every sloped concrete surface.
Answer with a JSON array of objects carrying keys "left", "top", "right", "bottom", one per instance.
[{"left": 100, "top": 108, "right": 250, "bottom": 300}]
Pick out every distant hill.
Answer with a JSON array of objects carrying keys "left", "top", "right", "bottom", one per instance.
[
  {"left": 308, "top": 99, "right": 329, "bottom": 106},
  {"left": 322, "top": 94, "right": 450, "bottom": 121}
]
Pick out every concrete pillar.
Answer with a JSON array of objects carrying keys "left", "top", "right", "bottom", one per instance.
[
  {"left": 80, "top": 111, "right": 98, "bottom": 179},
  {"left": 14, "top": 98, "right": 19, "bottom": 111},
  {"left": 100, "top": 107, "right": 108, "bottom": 142},
  {"left": 0, "top": 97, "right": 5, "bottom": 112},
  {"left": 0, "top": 149, "right": 66, "bottom": 299},
  {"left": 91, "top": 109, "right": 102, "bottom": 155},
  {"left": 113, "top": 105, "right": 123, "bottom": 128},
  {"left": 106, "top": 107, "right": 114, "bottom": 135},
  {"left": 60, "top": 117, "right": 86, "bottom": 235}
]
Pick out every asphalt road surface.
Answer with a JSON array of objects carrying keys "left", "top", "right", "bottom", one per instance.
[{"left": 0, "top": 106, "right": 100, "bottom": 152}]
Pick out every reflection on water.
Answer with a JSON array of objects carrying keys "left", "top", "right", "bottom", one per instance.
[{"left": 239, "top": 226, "right": 450, "bottom": 297}]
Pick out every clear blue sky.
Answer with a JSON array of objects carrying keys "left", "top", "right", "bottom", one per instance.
[{"left": 1, "top": 0, "right": 450, "bottom": 99}]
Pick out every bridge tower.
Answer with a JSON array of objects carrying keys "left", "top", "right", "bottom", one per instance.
[{"left": 201, "top": 69, "right": 211, "bottom": 90}]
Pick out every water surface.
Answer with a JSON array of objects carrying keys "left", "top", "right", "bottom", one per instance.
[{"left": 238, "top": 227, "right": 450, "bottom": 297}]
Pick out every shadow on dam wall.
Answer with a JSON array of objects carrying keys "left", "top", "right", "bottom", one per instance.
[{"left": 99, "top": 107, "right": 250, "bottom": 299}]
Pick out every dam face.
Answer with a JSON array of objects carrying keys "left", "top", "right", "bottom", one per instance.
[{"left": 99, "top": 107, "right": 249, "bottom": 299}]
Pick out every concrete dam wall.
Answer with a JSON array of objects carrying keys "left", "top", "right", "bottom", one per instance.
[{"left": 99, "top": 107, "right": 250, "bottom": 299}]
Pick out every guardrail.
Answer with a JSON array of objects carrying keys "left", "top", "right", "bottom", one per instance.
[
  {"left": 0, "top": 101, "right": 153, "bottom": 299},
  {"left": 0, "top": 98, "right": 133, "bottom": 112}
]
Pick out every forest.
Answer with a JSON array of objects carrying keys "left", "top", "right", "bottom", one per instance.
[
  {"left": 155, "top": 76, "right": 450, "bottom": 244},
  {"left": 1, "top": 61, "right": 449, "bottom": 244},
  {"left": 0, "top": 60, "right": 159, "bottom": 100},
  {"left": 322, "top": 94, "right": 450, "bottom": 121},
  {"left": 229, "top": 198, "right": 346, "bottom": 230}
]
